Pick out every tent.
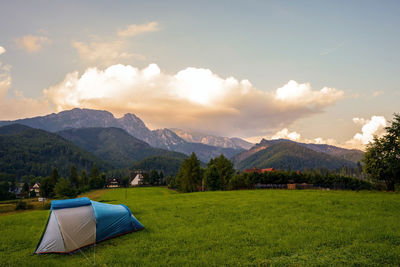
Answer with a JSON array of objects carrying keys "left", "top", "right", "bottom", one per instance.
[{"left": 35, "top": 197, "right": 144, "bottom": 254}]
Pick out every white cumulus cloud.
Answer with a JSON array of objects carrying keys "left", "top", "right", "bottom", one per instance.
[
  {"left": 271, "top": 128, "right": 301, "bottom": 141},
  {"left": 346, "top": 115, "right": 387, "bottom": 148},
  {"left": 268, "top": 128, "right": 338, "bottom": 146},
  {"left": 0, "top": 46, "right": 5, "bottom": 55},
  {"left": 43, "top": 64, "right": 344, "bottom": 137},
  {"left": 251, "top": 115, "right": 389, "bottom": 150},
  {"left": 274, "top": 80, "right": 344, "bottom": 107}
]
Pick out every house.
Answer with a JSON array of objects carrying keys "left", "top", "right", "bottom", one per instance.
[
  {"left": 130, "top": 173, "right": 144, "bottom": 187},
  {"left": 106, "top": 178, "right": 120, "bottom": 188},
  {"left": 10, "top": 186, "right": 22, "bottom": 196},
  {"left": 244, "top": 167, "right": 276, "bottom": 173},
  {"left": 30, "top": 182, "right": 40, "bottom": 196}
]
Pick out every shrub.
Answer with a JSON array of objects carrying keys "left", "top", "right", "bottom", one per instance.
[{"left": 15, "top": 200, "right": 33, "bottom": 210}]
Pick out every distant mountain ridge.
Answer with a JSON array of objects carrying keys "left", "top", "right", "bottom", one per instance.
[
  {"left": 233, "top": 138, "right": 364, "bottom": 171},
  {"left": 0, "top": 108, "right": 243, "bottom": 162},
  {"left": 58, "top": 127, "right": 187, "bottom": 168},
  {"left": 0, "top": 108, "right": 155, "bottom": 144},
  {"left": 0, "top": 108, "right": 363, "bottom": 166},
  {"left": 236, "top": 140, "right": 360, "bottom": 171},
  {"left": 170, "top": 128, "right": 253, "bottom": 150},
  {"left": 233, "top": 138, "right": 363, "bottom": 164}
]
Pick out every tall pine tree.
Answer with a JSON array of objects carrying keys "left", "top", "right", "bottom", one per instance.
[{"left": 176, "top": 153, "right": 201, "bottom": 192}]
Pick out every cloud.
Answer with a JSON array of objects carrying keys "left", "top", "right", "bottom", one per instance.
[
  {"left": 251, "top": 115, "right": 388, "bottom": 150},
  {"left": 72, "top": 40, "right": 145, "bottom": 66},
  {"left": 117, "top": 22, "right": 159, "bottom": 37},
  {"left": 346, "top": 116, "right": 387, "bottom": 148},
  {"left": 72, "top": 22, "right": 157, "bottom": 66},
  {"left": 271, "top": 128, "right": 301, "bottom": 141},
  {"left": 43, "top": 64, "right": 344, "bottom": 137},
  {"left": 274, "top": 80, "right": 344, "bottom": 107},
  {"left": 372, "top": 90, "right": 384, "bottom": 97},
  {"left": 268, "top": 128, "right": 338, "bottom": 146},
  {"left": 15, "top": 35, "right": 51, "bottom": 52},
  {"left": 0, "top": 46, "right": 10, "bottom": 99},
  {"left": 0, "top": 49, "right": 52, "bottom": 120}
]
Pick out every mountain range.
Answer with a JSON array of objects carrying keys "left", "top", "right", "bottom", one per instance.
[
  {"left": 58, "top": 127, "right": 187, "bottom": 168},
  {"left": 0, "top": 108, "right": 245, "bottom": 162},
  {"left": 233, "top": 139, "right": 363, "bottom": 171},
  {"left": 170, "top": 128, "right": 253, "bottom": 150},
  {"left": 0, "top": 108, "right": 365, "bottom": 174}
]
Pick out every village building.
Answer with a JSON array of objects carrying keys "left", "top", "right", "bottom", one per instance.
[
  {"left": 130, "top": 173, "right": 144, "bottom": 186},
  {"left": 130, "top": 171, "right": 144, "bottom": 187},
  {"left": 30, "top": 182, "right": 40, "bottom": 196},
  {"left": 106, "top": 178, "right": 120, "bottom": 188}
]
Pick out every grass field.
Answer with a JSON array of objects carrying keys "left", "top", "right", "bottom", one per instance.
[{"left": 0, "top": 188, "right": 399, "bottom": 266}]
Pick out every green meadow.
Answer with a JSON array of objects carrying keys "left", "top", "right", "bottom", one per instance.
[{"left": 0, "top": 187, "right": 399, "bottom": 266}]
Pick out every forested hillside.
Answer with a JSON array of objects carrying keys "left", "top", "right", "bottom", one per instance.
[
  {"left": 237, "top": 141, "right": 357, "bottom": 171},
  {"left": 58, "top": 127, "right": 187, "bottom": 168},
  {"left": 0, "top": 124, "right": 111, "bottom": 177}
]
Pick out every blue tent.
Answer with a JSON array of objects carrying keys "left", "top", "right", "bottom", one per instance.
[{"left": 35, "top": 197, "right": 144, "bottom": 254}]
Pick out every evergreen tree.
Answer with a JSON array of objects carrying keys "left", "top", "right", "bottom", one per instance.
[
  {"left": 204, "top": 164, "right": 221, "bottom": 190},
  {"left": 149, "top": 170, "right": 160, "bottom": 185},
  {"left": 141, "top": 172, "right": 150, "bottom": 185},
  {"left": 40, "top": 176, "right": 55, "bottom": 198},
  {"left": 91, "top": 164, "right": 99, "bottom": 179},
  {"left": 22, "top": 182, "right": 30, "bottom": 193},
  {"left": 80, "top": 170, "right": 88, "bottom": 186},
  {"left": 100, "top": 173, "right": 107, "bottom": 188},
  {"left": 159, "top": 171, "right": 165, "bottom": 185},
  {"left": 69, "top": 165, "right": 79, "bottom": 188},
  {"left": 9, "top": 177, "right": 16, "bottom": 193},
  {"left": 50, "top": 168, "right": 59, "bottom": 185},
  {"left": 89, "top": 164, "right": 100, "bottom": 189},
  {"left": 176, "top": 153, "right": 201, "bottom": 192},
  {"left": 207, "top": 154, "right": 235, "bottom": 190},
  {"left": 121, "top": 176, "right": 130, "bottom": 188},
  {"left": 54, "top": 178, "right": 78, "bottom": 198}
]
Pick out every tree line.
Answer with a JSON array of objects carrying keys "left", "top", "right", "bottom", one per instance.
[
  {"left": 168, "top": 153, "right": 373, "bottom": 193},
  {"left": 38, "top": 164, "right": 107, "bottom": 198}
]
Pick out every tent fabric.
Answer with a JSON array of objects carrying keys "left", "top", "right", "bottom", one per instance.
[
  {"left": 35, "top": 197, "right": 144, "bottom": 254},
  {"left": 51, "top": 197, "right": 91, "bottom": 209},
  {"left": 91, "top": 201, "right": 144, "bottom": 242},
  {"left": 35, "top": 212, "right": 65, "bottom": 253},
  {"left": 53, "top": 206, "right": 96, "bottom": 252}
]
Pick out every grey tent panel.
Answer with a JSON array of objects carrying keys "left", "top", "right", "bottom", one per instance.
[
  {"left": 54, "top": 205, "right": 96, "bottom": 252},
  {"left": 35, "top": 212, "right": 65, "bottom": 253}
]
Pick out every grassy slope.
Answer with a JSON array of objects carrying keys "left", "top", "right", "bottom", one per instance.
[{"left": 0, "top": 188, "right": 399, "bottom": 266}]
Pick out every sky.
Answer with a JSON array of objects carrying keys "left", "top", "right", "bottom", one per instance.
[{"left": 0, "top": 0, "right": 399, "bottom": 149}]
